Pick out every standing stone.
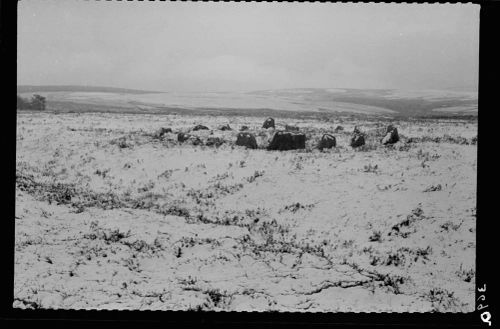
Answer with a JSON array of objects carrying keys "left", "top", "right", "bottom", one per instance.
[
  {"left": 235, "top": 132, "right": 258, "bottom": 149},
  {"left": 350, "top": 134, "right": 365, "bottom": 148},
  {"left": 381, "top": 125, "right": 399, "bottom": 145},
  {"left": 218, "top": 124, "right": 232, "bottom": 131},
  {"left": 157, "top": 127, "right": 172, "bottom": 137},
  {"left": 206, "top": 137, "right": 223, "bottom": 147},
  {"left": 192, "top": 124, "right": 209, "bottom": 131},
  {"left": 262, "top": 118, "right": 275, "bottom": 129},
  {"left": 350, "top": 126, "right": 366, "bottom": 148},
  {"left": 177, "top": 132, "right": 190, "bottom": 142},
  {"left": 267, "top": 131, "right": 306, "bottom": 151},
  {"left": 318, "top": 133, "right": 336, "bottom": 150}
]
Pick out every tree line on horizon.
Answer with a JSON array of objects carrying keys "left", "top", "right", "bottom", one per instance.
[{"left": 17, "top": 94, "right": 46, "bottom": 111}]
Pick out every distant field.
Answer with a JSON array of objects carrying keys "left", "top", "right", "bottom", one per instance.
[{"left": 18, "top": 86, "right": 478, "bottom": 118}]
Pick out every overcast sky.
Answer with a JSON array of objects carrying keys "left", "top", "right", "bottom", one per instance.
[{"left": 17, "top": 1, "right": 479, "bottom": 92}]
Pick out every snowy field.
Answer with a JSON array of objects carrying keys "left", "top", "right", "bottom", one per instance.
[{"left": 15, "top": 111, "right": 477, "bottom": 312}]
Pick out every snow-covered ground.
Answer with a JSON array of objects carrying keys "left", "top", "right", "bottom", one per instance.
[{"left": 15, "top": 111, "right": 477, "bottom": 312}]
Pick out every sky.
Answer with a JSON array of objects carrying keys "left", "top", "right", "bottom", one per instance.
[{"left": 17, "top": 1, "right": 479, "bottom": 92}]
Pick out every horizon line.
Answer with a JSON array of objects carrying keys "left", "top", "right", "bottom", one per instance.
[{"left": 17, "top": 84, "right": 479, "bottom": 94}]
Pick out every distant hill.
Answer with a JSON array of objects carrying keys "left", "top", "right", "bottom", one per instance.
[
  {"left": 249, "top": 88, "right": 478, "bottom": 117},
  {"left": 17, "top": 86, "right": 477, "bottom": 118},
  {"left": 17, "top": 85, "right": 162, "bottom": 94}
]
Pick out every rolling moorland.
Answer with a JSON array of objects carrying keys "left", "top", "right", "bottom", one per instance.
[
  {"left": 17, "top": 85, "right": 477, "bottom": 118},
  {"left": 15, "top": 86, "right": 477, "bottom": 311}
]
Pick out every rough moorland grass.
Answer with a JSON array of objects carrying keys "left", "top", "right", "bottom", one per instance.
[
  {"left": 83, "top": 220, "right": 166, "bottom": 256},
  {"left": 425, "top": 287, "right": 465, "bottom": 312},
  {"left": 388, "top": 206, "right": 426, "bottom": 238}
]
